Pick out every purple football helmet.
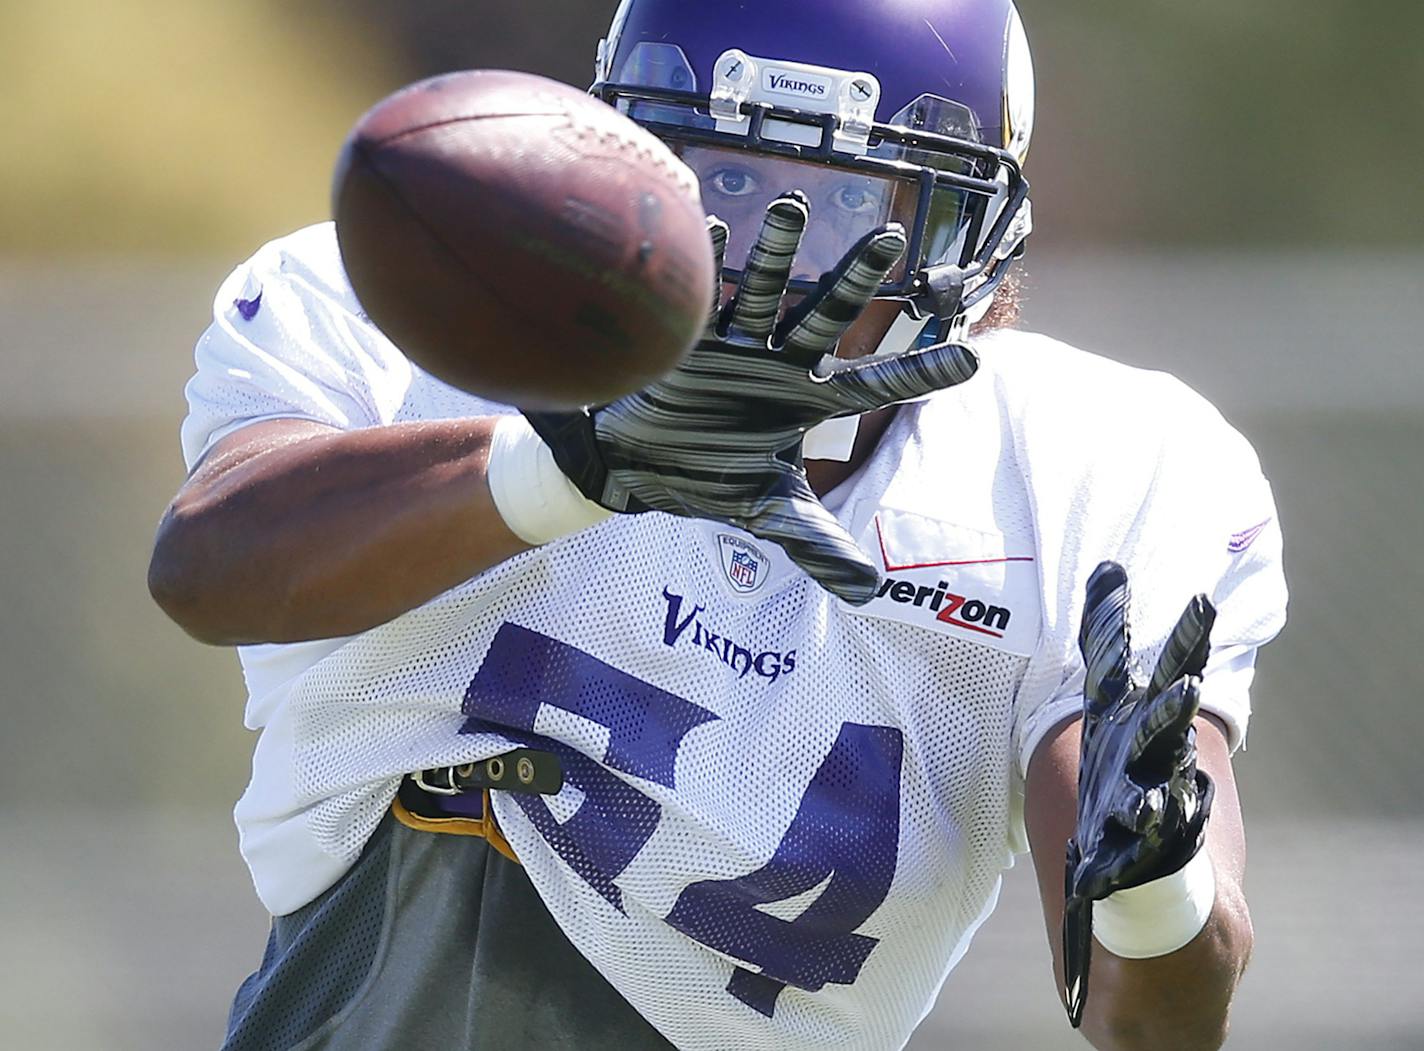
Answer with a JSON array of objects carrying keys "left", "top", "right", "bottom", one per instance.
[{"left": 595, "top": 0, "right": 1035, "bottom": 324}]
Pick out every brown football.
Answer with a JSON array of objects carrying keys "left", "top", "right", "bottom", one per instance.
[{"left": 332, "top": 70, "right": 713, "bottom": 409}]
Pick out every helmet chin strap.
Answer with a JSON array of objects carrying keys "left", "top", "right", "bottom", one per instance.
[{"left": 803, "top": 299, "right": 986, "bottom": 461}]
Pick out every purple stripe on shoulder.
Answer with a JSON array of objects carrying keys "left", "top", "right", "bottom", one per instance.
[
  {"left": 234, "top": 289, "right": 263, "bottom": 321},
  {"left": 1228, "top": 518, "right": 1271, "bottom": 553}
]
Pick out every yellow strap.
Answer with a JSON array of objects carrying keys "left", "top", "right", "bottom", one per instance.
[{"left": 391, "top": 790, "right": 520, "bottom": 865}]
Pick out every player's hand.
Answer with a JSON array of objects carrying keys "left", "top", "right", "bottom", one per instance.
[
  {"left": 1063, "top": 561, "right": 1217, "bottom": 1026},
  {"left": 524, "top": 192, "right": 979, "bottom": 605}
]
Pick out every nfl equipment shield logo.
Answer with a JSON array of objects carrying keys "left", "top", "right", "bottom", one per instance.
[
  {"left": 730, "top": 551, "right": 758, "bottom": 588},
  {"left": 718, "top": 534, "right": 769, "bottom": 594}
]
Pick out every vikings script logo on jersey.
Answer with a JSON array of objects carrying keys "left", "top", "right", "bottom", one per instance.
[{"left": 661, "top": 587, "right": 797, "bottom": 682}]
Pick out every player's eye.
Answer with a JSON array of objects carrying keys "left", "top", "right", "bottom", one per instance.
[
  {"left": 705, "top": 167, "right": 760, "bottom": 198},
  {"left": 830, "top": 182, "right": 884, "bottom": 216}
]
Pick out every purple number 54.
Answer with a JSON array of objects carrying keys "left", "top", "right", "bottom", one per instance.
[{"left": 461, "top": 623, "right": 903, "bottom": 1016}]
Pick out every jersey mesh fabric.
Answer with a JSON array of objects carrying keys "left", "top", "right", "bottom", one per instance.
[
  {"left": 185, "top": 225, "right": 1287, "bottom": 1051},
  {"left": 498, "top": 516, "right": 1027, "bottom": 1051},
  {"left": 258, "top": 503, "right": 1029, "bottom": 1051}
]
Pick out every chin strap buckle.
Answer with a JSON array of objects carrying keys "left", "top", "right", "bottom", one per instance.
[{"left": 910, "top": 267, "right": 967, "bottom": 321}]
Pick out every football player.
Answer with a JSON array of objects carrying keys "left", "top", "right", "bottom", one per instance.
[{"left": 148, "top": 2, "right": 1286, "bottom": 1049}]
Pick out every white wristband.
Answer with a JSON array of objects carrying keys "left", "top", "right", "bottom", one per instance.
[
  {"left": 1092, "top": 848, "right": 1216, "bottom": 959},
  {"left": 486, "top": 415, "right": 612, "bottom": 546}
]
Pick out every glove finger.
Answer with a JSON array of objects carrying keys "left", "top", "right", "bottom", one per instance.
[
  {"left": 1186, "top": 767, "right": 1215, "bottom": 831},
  {"left": 1111, "top": 783, "right": 1164, "bottom": 836},
  {"left": 1062, "top": 891, "right": 1093, "bottom": 1029},
  {"left": 1129, "top": 676, "right": 1203, "bottom": 777},
  {"left": 1170, "top": 757, "right": 1208, "bottom": 825},
  {"left": 706, "top": 215, "right": 730, "bottom": 326},
  {"left": 813, "top": 340, "right": 979, "bottom": 416},
  {"left": 1067, "top": 846, "right": 1121, "bottom": 903},
  {"left": 1079, "top": 561, "right": 1134, "bottom": 714},
  {"left": 750, "top": 478, "right": 882, "bottom": 605},
  {"left": 775, "top": 224, "right": 907, "bottom": 365},
  {"left": 724, "top": 193, "right": 808, "bottom": 342},
  {"left": 1147, "top": 594, "right": 1217, "bottom": 698}
]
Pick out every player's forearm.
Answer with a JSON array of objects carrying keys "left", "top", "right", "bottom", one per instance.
[
  {"left": 1074, "top": 861, "right": 1253, "bottom": 1051},
  {"left": 1028, "top": 716, "right": 1251, "bottom": 1051},
  {"left": 1073, "top": 717, "right": 1253, "bottom": 1051},
  {"left": 148, "top": 418, "right": 530, "bottom": 645}
]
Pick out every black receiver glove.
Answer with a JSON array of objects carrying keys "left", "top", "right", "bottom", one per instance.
[
  {"left": 525, "top": 192, "right": 980, "bottom": 605},
  {"left": 1063, "top": 561, "right": 1217, "bottom": 1027}
]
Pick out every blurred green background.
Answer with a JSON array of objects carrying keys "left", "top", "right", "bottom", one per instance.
[{"left": 2, "top": 1, "right": 1422, "bottom": 1048}]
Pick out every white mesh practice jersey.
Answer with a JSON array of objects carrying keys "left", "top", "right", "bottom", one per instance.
[{"left": 182, "top": 224, "right": 1287, "bottom": 1051}]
